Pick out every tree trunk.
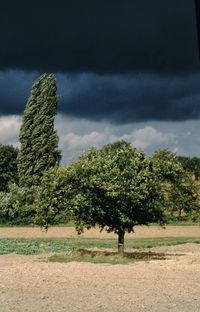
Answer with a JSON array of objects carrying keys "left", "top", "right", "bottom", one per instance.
[
  {"left": 178, "top": 208, "right": 182, "bottom": 220},
  {"left": 118, "top": 227, "right": 125, "bottom": 257}
]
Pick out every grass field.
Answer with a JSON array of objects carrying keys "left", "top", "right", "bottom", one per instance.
[
  {"left": 1, "top": 225, "right": 200, "bottom": 264},
  {"left": 0, "top": 236, "right": 200, "bottom": 264}
]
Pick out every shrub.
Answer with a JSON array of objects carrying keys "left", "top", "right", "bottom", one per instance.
[{"left": 0, "top": 184, "right": 36, "bottom": 225}]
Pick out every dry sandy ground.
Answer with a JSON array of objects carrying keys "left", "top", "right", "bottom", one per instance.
[
  {"left": 0, "top": 226, "right": 200, "bottom": 312},
  {"left": 1, "top": 225, "right": 200, "bottom": 238}
]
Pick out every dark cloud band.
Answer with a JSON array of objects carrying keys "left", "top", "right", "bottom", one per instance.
[
  {"left": 1, "top": 70, "right": 200, "bottom": 123},
  {"left": 59, "top": 73, "right": 200, "bottom": 123},
  {"left": 0, "top": 0, "right": 199, "bottom": 73}
]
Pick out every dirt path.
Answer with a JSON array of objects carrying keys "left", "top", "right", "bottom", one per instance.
[
  {"left": 0, "top": 226, "right": 200, "bottom": 312},
  {"left": 0, "top": 225, "right": 200, "bottom": 238}
]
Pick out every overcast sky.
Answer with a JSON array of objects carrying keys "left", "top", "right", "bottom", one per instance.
[{"left": 1, "top": 0, "right": 200, "bottom": 164}]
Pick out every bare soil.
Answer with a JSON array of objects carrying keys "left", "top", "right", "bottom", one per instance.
[
  {"left": 0, "top": 226, "right": 200, "bottom": 312},
  {"left": 1, "top": 225, "right": 200, "bottom": 239}
]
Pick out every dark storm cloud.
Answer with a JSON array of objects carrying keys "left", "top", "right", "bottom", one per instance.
[
  {"left": 0, "top": 0, "right": 199, "bottom": 73},
  {"left": 0, "top": 71, "right": 38, "bottom": 115},
  {"left": 58, "top": 73, "right": 200, "bottom": 122},
  {"left": 1, "top": 70, "right": 200, "bottom": 123}
]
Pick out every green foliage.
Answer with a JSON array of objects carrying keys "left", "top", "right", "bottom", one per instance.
[
  {"left": 153, "top": 149, "right": 184, "bottom": 182},
  {"left": 34, "top": 141, "right": 166, "bottom": 255},
  {"left": 17, "top": 74, "right": 61, "bottom": 187},
  {"left": 34, "top": 167, "right": 72, "bottom": 228},
  {"left": 69, "top": 141, "right": 165, "bottom": 235},
  {"left": 0, "top": 191, "right": 12, "bottom": 223},
  {"left": 152, "top": 149, "right": 200, "bottom": 219},
  {"left": 177, "top": 156, "right": 200, "bottom": 180},
  {"left": 0, "top": 144, "right": 18, "bottom": 192},
  {"left": 0, "top": 184, "right": 36, "bottom": 224},
  {"left": 169, "top": 173, "right": 199, "bottom": 216},
  {"left": 188, "top": 210, "right": 200, "bottom": 223}
]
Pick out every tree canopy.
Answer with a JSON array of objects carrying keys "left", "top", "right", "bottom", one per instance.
[
  {"left": 153, "top": 149, "right": 199, "bottom": 219},
  {"left": 0, "top": 144, "right": 18, "bottom": 192},
  {"left": 34, "top": 167, "right": 72, "bottom": 228},
  {"left": 177, "top": 156, "right": 200, "bottom": 180},
  {"left": 67, "top": 141, "right": 165, "bottom": 254},
  {"left": 17, "top": 74, "right": 61, "bottom": 187}
]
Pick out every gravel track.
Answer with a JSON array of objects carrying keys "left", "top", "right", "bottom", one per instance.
[{"left": 0, "top": 226, "right": 200, "bottom": 312}]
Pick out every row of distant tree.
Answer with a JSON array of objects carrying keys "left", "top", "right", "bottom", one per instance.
[
  {"left": 0, "top": 140, "right": 199, "bottom": 254},
  {"left": 1, "top": 144, "right": 200, "bottom": 193},
  {"left": 177, "top": 156, "right": 200, "bottom": 180},
  {"left": 0, "top": 74, "right": 200, "bottom": 255}
]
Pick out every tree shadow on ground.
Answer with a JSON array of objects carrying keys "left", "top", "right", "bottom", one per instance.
[{"left": 48, "top": 248, "right": 184, "bottom": 264}]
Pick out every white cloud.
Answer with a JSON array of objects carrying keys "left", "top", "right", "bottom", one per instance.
[
  {"left": 120, "top": 126, "right": 176, "bottom": 149},
  {"left": 0, "top": 115, "right": 21, "bottom": 146},
  {"left": 1, "top": 114, "right": 200, "bottom": 165},
  {"left": 64, "top": 131, "right": 107, "bottom": 150},
  {"left": 54, "top": 115, "right": 178, "bottom": 163}
]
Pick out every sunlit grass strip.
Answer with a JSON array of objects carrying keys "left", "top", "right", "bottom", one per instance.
[
  {"left": 48, "top": 248, "right": 168, "bottom": 265},
  {"left": 0, "top": 237, "right": 200, "bottom": 255}
]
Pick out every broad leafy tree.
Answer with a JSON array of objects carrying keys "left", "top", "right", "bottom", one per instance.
[
  {"left": 0, "top": 144, "right": 18, "bottom": 192},
  {"left": 68, "top": 141, "right": 165, "bottom": 255},
  {"left": 34, "top": 167, "right": 72, "bottom": 228},
  {"left": 0, "top": 184, "right": 36, "bottom": 224},
  {"left": 17, "top": 74, "right": 61, "bottom": 187},
  {"left": 153, "top": 149, "right": 199, "bottom": 219},
  {"left": 152, "top": 149, "right": 184, "bottom": 182},
  {"left": 168, "top": 173, "right": 199, "bottom": 219},
  {"left": 177, "top": 156, "right": 200, "bottom": 180},
  {"left": 34, "top": 145, "right": 200, "bottom": 255}
]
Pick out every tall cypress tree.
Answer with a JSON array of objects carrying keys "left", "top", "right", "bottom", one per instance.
[{"left": 17, "top": 74, "right": 61, "bottom": 187}]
